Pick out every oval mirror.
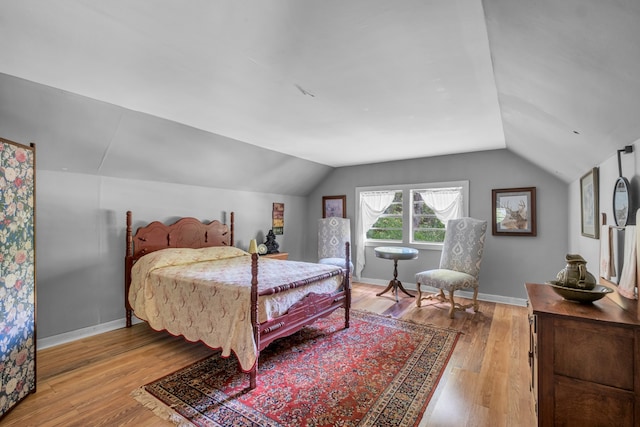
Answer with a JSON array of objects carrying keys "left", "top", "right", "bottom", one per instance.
[{"left": 613, "top": 176, "right": 631, "bottom": 226}]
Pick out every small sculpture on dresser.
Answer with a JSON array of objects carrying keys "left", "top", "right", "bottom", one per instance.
[
  {"left": 547, "top": 253, "right": 613, "bottom": 303},
  {"left": 264, "top": 229, "right": 280, "bottom": 254},
  {"left": 555, "top": 254, "right": 596, "bottom": 290}
]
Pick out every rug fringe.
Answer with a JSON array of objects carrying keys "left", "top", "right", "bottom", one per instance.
[{"left": 131, "top": 387, "right": 194, "bottom": 427}]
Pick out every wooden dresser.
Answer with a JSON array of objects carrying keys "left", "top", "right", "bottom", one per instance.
[{"left": 526, "top": 282, "right": 640, "bottom": 427}]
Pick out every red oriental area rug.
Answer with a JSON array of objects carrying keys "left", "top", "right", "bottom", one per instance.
[{"left": 132, "top": 309, "right": 459, "bottom": 427}]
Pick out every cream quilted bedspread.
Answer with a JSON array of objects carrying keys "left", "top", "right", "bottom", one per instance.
[{"left": 128, "top": 246, "right": 343, "bottom": 370}]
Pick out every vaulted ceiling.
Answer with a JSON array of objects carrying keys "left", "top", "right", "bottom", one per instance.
[{"left": 1, "top": 0, "right": 639, "bottom": 185}]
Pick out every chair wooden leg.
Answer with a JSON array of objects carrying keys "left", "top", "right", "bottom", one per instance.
[
  {"left": 418, "top": 286, "right": 478, "bottom": 318},
  {"left": 472, "top": 287, "right": 479, "bottom": 312},
  {"left": 448, "top": 289, "right": 456, "bottom": 318}
]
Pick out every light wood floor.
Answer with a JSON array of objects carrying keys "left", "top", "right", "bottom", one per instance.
[{"left": 2, "top": 283, "right": 536, "bottom": 427}]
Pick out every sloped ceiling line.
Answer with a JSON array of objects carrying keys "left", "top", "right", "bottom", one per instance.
[{"left": 97, "top": 112, "right": 124, "bottom": 172}]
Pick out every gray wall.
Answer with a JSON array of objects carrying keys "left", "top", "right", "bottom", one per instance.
[
  {"left": 569, "top": 140, "right": 640, "bottom": 279},
  {"left": 2, "top": 74, "right": 573, "bottom": 345},
  {"left": 305, "top": 149, "right": 569, "bottom": 302},
  {"left": 0, "top": 73, "right": 333, "bottom": 196},
  {"left": 36, "top": 171, "right": 308, "bottom": 339},
  {"left": 0, "top": 73, "right": 329, "bottom": 343},
  {"left": 34, "top": 147, "right": 568, "bottom": 345}
]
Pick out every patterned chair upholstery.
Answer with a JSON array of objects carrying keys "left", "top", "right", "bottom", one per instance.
[
  {"left": 415, "top": 217, "right": 487, "bottom": 318},
  {"left": 318, "top": 217, "right": 353, "bottom": 271}
]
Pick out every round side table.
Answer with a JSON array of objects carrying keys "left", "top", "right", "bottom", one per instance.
[{"left": 374, "top": 246, "right": 419, "bottom": 302}]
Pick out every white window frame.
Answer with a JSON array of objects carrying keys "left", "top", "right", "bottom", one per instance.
[{"left": 356, "top": 180, "right": 469, "bottom": 250}]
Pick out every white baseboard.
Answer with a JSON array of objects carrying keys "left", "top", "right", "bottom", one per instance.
[
  {"left": 37, "top": 317, "right": 142, "bottom": 350},
  {"left": 38, "top": 281, "right": 527, "bottom": 350},
  {"left": 356, "top": 277, "right": 528, "bottom": 307}
]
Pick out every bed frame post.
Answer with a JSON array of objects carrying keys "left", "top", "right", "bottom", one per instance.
[
  {"left": 230, "top": 212, "right": 234, "bottom": 247},
  {"left": 345, "top": 242, "right": 351, "bottom": 329},
  {"left": 249, "top": 252, "right": 259, "bottom": 389},
  {"left": 125, "top": 211, "right": 133, "bottom": 327}
]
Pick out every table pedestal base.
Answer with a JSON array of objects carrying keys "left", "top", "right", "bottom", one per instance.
[
  {"left": 376, "top": 279, "right": 415, "bottom": 302},
  {"left": 376, "top": 259, "right": 415, "bottom": 302}
]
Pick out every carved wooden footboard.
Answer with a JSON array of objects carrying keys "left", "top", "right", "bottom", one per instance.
[
  {"left": 249, "top": 247, "right": 350, "bottom": 388},
  {"left": 124, "top": 211, "right": 351, "bottom": 390}
]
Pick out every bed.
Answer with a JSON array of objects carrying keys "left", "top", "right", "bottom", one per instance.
[{"left": 124, "top": 211, "right": 351, "bottom": 389}]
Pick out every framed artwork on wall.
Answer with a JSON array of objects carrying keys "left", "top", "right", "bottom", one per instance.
[
  {"left": 491, "top": 187, "right": 537, "bottom": 236},
  {"left": 272, "top": 202, "right": 284, "bottom": 235},
  {"left": 322, "top": 195, "right": 346, "bottom": 218},
  {"left": 580, "top": 167, "right": 599, "bottom": 239}
]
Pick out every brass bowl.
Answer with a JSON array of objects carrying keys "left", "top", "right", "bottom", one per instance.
[{"left": 547, "top": 281, "right": 613, "bottom": 303}]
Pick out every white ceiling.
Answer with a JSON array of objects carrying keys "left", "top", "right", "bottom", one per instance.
[{"left": 1, "top": 0, "right": 639, "bottom": 183}]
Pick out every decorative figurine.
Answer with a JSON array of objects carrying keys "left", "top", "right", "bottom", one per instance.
[{"left": 264, "top": 229, "right": 280, "bottom": 254}]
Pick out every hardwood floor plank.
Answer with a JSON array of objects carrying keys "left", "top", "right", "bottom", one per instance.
[{"left": 1, "top": 282, "right": 536, "bottom": 426}]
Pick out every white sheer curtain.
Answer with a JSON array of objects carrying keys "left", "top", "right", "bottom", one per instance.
[
  {"left": 355, "top": 191, "right": 396, "bottom": 277},
  {"left": 417, "top": 187, "right": 463, "bottom": 226}
]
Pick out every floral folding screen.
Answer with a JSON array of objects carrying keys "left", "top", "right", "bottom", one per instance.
[{"left": 0, "top": 138, "right": 36, "bottom": 417}]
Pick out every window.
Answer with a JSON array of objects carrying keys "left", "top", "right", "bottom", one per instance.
[
  {"left": 357, "top": 181, "right": 468, "bottom": 247},
  {"left": 366, "top": 190, "right": 402, "bottom": 241},
  {"left": 412, "top": 191, "right": 446, "bottom": 243}
]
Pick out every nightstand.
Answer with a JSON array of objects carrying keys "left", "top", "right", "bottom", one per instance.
[{"left": 262, "top": 252, "right": 288, "bottom": 260}]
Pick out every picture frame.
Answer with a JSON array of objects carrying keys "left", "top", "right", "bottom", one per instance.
[
  {"left": 492, "top": 187, "right": 537, "bottom": 236},
  {"left": 580, "top": 167, "right": 599, "bottom": 239},
  {"left": 272, "top": 202, "right": 284, "bottom": 235},
  {"left": 322, "top": 195, "right": 346, "bottom": 218}
]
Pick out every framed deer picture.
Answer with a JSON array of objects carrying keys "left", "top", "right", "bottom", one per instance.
[{"left": 492, "top": 187, "right": 537, "bottom": 236}]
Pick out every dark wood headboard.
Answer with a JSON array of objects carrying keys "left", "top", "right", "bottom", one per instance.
[
  {"left": 124, "top": 211, "right": 235, "bottom": 326},
  {"left": 125, "top": 211, "right": 235, "bottom": 261}
]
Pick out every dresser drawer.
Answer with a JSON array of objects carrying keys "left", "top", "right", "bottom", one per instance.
[{"left": 553, "top": 317, "right": 634, "bottom": 390}]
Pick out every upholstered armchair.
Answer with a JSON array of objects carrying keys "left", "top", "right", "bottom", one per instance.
[
  {"left": 415, "top": 217, "right": 487, "bottom": 318},
  {"left": 318, "top": 217, "right": 353, "bottom": 271}
]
